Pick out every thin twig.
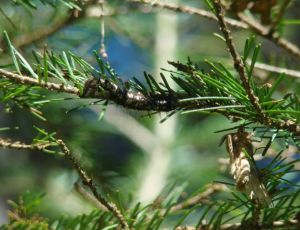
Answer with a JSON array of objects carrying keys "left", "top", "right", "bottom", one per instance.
[
  {"left": 0, "top": 68, "right": 80, "bottom": 95},
  {"left": 130, "top": 0, "right": 300, "bottom": 60},
  {"left": 212, "top": 0, "right": 266, "bottom": 122},
  {"left": 57, "top": 139, "right": 129, "bottom": 229},
  {"left": 212, "top": 0, "right": 300, "bottom": 139},
  {"left": 170, "top": 184, "right": 228, "bottom": 213},
  {"left": 0, "top": 138, "right": 52, "bottom": 151},
  {"left": 128, "top": 0, "right": 247, "bottom": 29},
  {"left": 0, "top": 137, "right": 129, "bottom": 229},
  {"left": 2, "top": 68, "right": 300, "bottom": 135},
  {"left": 252, "top": 62, "right": 300, "bottom": 79},
  {"left": 238, "top": 12, "right": 300, "bottom": 59}
]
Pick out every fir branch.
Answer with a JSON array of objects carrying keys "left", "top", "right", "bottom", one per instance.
[
  {"left": 169, "top": 61, "right": 300, "bottom": 136},
  {"left": 212, "top": 0, "right": 266, "bottom": 122},
  {"left": 57, "top": 139, "right": 129, "bottom": 230},
  {"left": 0, "top": 136, "right": 129, "bottom": 229},
  {"left": 0, "top": 138, "right": 53, "bottom": 151},
  {"left": 2, "top": 65, "right": 300, "bottom": 136},
  {"left": 0, "top": 68, "right": 80, "bottom": 95},
  {"left": 0, "top": 68, "right": 219, "bottom": 112}
]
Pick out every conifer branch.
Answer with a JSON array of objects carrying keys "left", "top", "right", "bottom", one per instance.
[
  {"left": 57, "top": 139, "right": 129, "bottom": 229},
  {"left": 0, "top": 68, "right": 220, "bottom": 112},
  {"left": 0, "top": 138, "right": 53, "bottom": 151},
  {"left": 0, "top": 137, "right": 129, "bottom": 229},
  {"left": 0, "top": 68, "right": 80, "bottom": 95},
  {"left": 2, "top": 66, "right": 300, "bottom": 136},
  {"left": 212, "top": 0, "right": 266, "bottom": 122}
]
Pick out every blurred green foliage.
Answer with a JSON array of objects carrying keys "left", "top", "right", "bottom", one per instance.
[{"left": 1, "top": 0, "right": 300, "bottom": 229}]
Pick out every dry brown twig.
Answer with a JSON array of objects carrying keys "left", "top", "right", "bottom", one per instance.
[{"left": 128, "top": 0, "right": 247, "bottom": 29}]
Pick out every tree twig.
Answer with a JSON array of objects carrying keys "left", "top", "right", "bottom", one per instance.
[
  {"left": 0, "top": 136, "right": 129, "bottom": 229},
  {"left": 2, "top": 67, "right": 300, "bottom": 135},
  {"left": 252, "top": 62, "right": 300, "bottom": 79},
  {"left": 129, "top": 0, "right": 300, "bottom": 60},
  {"left": 238, "top": 12, "right": 300, "bottom": 59},
  {"left": 0, "top": 138, "right": 52, "bottom": 151},
  {"left": 128, "top": 0, "right": 247, "bottom": 29},
  {"left": 0, "top": 68, "right": 80, "bottom": 95},
  {"left": 57, "top": 139, "right": 129, "bottom": 229},
  {"left": 212, "top": 0, "right": 300, "bottom": 139},
  {"left": 212, "top": 0, "right": 266, "bottom": 122},
  {"left": 0, "top": 118, "right": 123, "bottom": 224}
]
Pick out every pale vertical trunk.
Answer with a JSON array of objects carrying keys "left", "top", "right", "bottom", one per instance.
[{"left": 136, "top": 6, "right": 178, "bottom": 203}]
